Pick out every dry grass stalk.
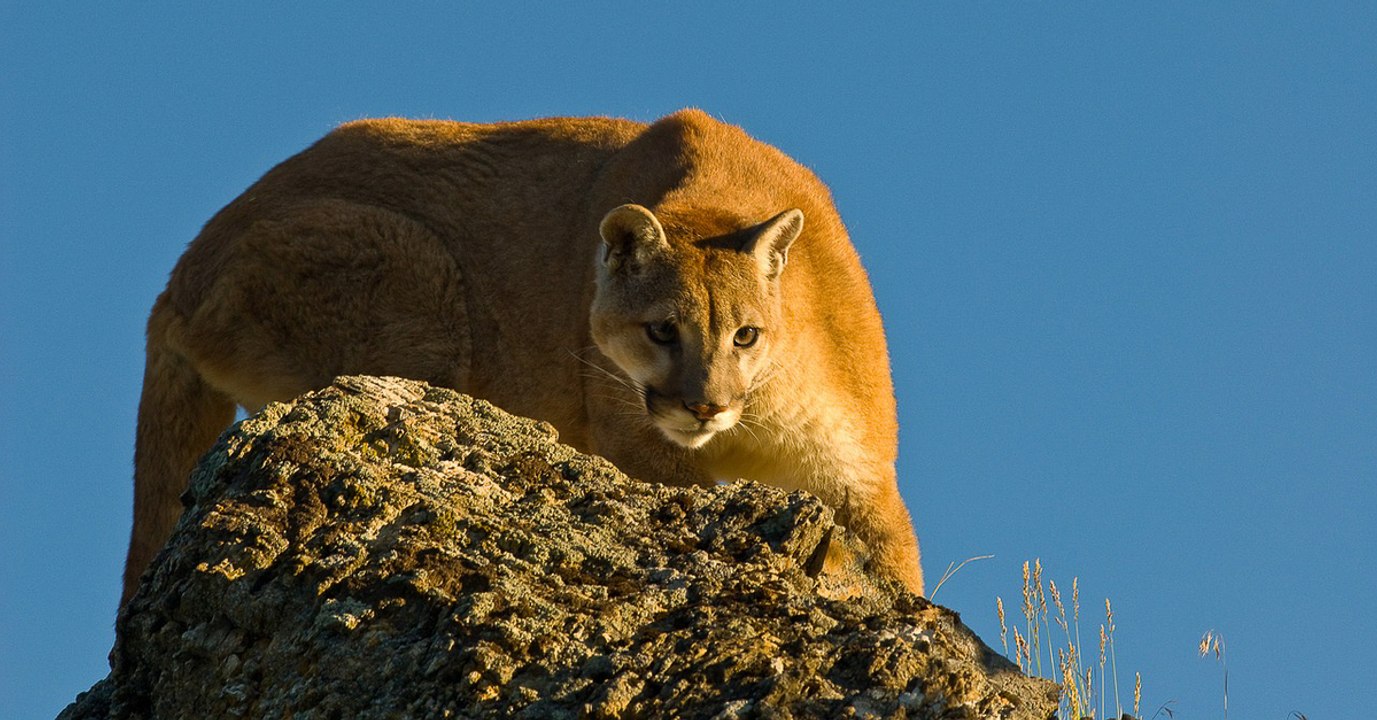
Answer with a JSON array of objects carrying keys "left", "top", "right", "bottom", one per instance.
[
  {"left": 1106, "top": 598, "right": 1121, "bottom": 718},
  {"left": 1199, "top": 630, "right": 1228, "bottom": 720},
  {"left": 1098, "top": 625, "right": 1108, "bottom": 720},
  {"left": 1034, "top": 560, "right": 1050, "bottom": 674},
  {"left": 1084, "top": 666, "right": 1094, "bottom": 714},
  {"left": 1013, "top": 628, "right": 1031, "bottom": 674},
  {"left": 1058, "top": 647, "right": 1085, "bottom": 718},
  {"left": 997, "top": 596, "right": 1009, "bottom": 656},
  {"left": 1050, "top": 580, "right": 1068, "bottom": 634},
  {"left": 1072, "top": 576, "right": 1084, "bottom": 692},
  {"left": 930, "top": 554, "right": 993, "bottom": 599},
  {"left": 1021, "top": 561, "right": 1038, "bottom": 675}
]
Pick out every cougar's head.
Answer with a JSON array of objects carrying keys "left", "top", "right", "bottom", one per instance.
[{"left": 590, "top": 203, "right": 804, "bottom": 449}]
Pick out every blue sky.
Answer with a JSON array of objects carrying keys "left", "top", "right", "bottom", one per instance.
[{"left": 3, "top": 4, "right": 1373, "bottom": 718}]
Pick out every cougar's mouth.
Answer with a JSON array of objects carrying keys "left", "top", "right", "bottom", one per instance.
[{"left": 644, "top": 386, "right": 738, "bottom": 449}]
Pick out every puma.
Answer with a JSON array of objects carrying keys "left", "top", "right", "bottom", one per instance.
[{"left": 123, "top": 109, "right": 923, "bottom": 605}]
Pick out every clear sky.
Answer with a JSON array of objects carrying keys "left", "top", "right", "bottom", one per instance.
[{"left": 3, "top": 4, "right": 1373, "bottom": 718}]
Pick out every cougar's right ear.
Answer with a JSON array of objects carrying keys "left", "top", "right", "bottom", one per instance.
[{"left": 599, "top": 204, "right": 669, "bottom": 273}]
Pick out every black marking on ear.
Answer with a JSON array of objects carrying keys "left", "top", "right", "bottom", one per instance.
[{"left": 743, "top": 208, "right": 805, "bottom": 280}]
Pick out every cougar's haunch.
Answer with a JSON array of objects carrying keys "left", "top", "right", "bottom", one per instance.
[{"left": 124, "top": 109, "right": 923, "bottom": 605}]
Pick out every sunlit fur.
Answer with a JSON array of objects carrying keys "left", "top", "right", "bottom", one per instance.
[{"left": 124, "top": 109, "right": 923, "bottom": 607}]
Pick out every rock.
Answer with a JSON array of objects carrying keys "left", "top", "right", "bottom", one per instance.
[{"left": 63, "top": 376, "right": 1057, "bottom": 719}]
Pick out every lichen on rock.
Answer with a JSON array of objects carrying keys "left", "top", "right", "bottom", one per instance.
[{"left": 63, "top": 376, "right": 1057, "bottom": 719}]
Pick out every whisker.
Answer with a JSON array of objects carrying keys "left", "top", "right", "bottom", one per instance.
[
  {"left": 750, "top": 360, "right": 782, "bottom": 390},
  {"left": 572, "top": 356, "right": 644, "bottom": 395},
  {"left": 733, "top": 418, "right": 762, "bottom": 444},
  {"left": 595, "top": 398, "right": 647, "bottom": 412}
]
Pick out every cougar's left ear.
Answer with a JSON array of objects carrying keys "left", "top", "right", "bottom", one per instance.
[{"left": 742, "top": 208, "right": 804, "bottom": 280}]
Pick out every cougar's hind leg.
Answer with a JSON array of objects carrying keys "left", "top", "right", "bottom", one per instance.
[
  {"left": 122, "top": 295, "right": 235, "bottom": 607},
  {"left": 122, "top": 202, "right": 469, "bottom": 606}
]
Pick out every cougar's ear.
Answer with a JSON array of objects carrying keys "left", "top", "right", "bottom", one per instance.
[
  {"left": 742, "top": 208, "right": 804, "bottom": 280},
  {"left": 599, "top": 204, "right": 669, "bottom": 273}
]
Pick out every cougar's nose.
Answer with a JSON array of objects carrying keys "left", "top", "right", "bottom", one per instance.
[{"left": 685, "top": 402, "right": 728, "bottom": 421}]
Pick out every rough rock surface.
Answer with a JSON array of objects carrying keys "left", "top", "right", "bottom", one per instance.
[{"left": 64, "top": 376, "right": 1057, "bottom": 719}]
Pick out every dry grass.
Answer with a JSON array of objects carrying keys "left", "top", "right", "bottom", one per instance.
[
  {"left": 998, "top": 559, "right": 1140, "bottom": 720},
  {"left": 999, "top": 570, "right": 1301, "bottom": 719},
  {"left": 929, "top": 554, "right": 994, "bottom": 599}
]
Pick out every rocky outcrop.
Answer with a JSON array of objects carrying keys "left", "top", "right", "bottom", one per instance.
[{"left": 63, "top": 376, "right": 1057, "bottom": 719}]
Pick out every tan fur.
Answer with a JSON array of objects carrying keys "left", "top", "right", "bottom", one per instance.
[{"left": 123, "top": 109, "right": 923, "bottom": 605}]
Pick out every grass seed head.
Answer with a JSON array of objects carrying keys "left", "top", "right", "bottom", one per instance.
[
  {"left": 1014, "top": 628, "right": 1030, "bottom": 672},
  {"left": 1021, "top": 562, "right": 1034, "bottom": 621}
]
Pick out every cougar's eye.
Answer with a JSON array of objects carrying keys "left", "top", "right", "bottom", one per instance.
[
  {"left": 733, "top": 326, "right": 760, "bottom": 348},
  {"left": 646, "top": 320, "right": 678, "bottom": 345}
]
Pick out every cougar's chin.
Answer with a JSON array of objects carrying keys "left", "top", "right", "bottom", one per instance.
[{"left": 658, "top": 424, "right": 719, "bottom": 449}]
